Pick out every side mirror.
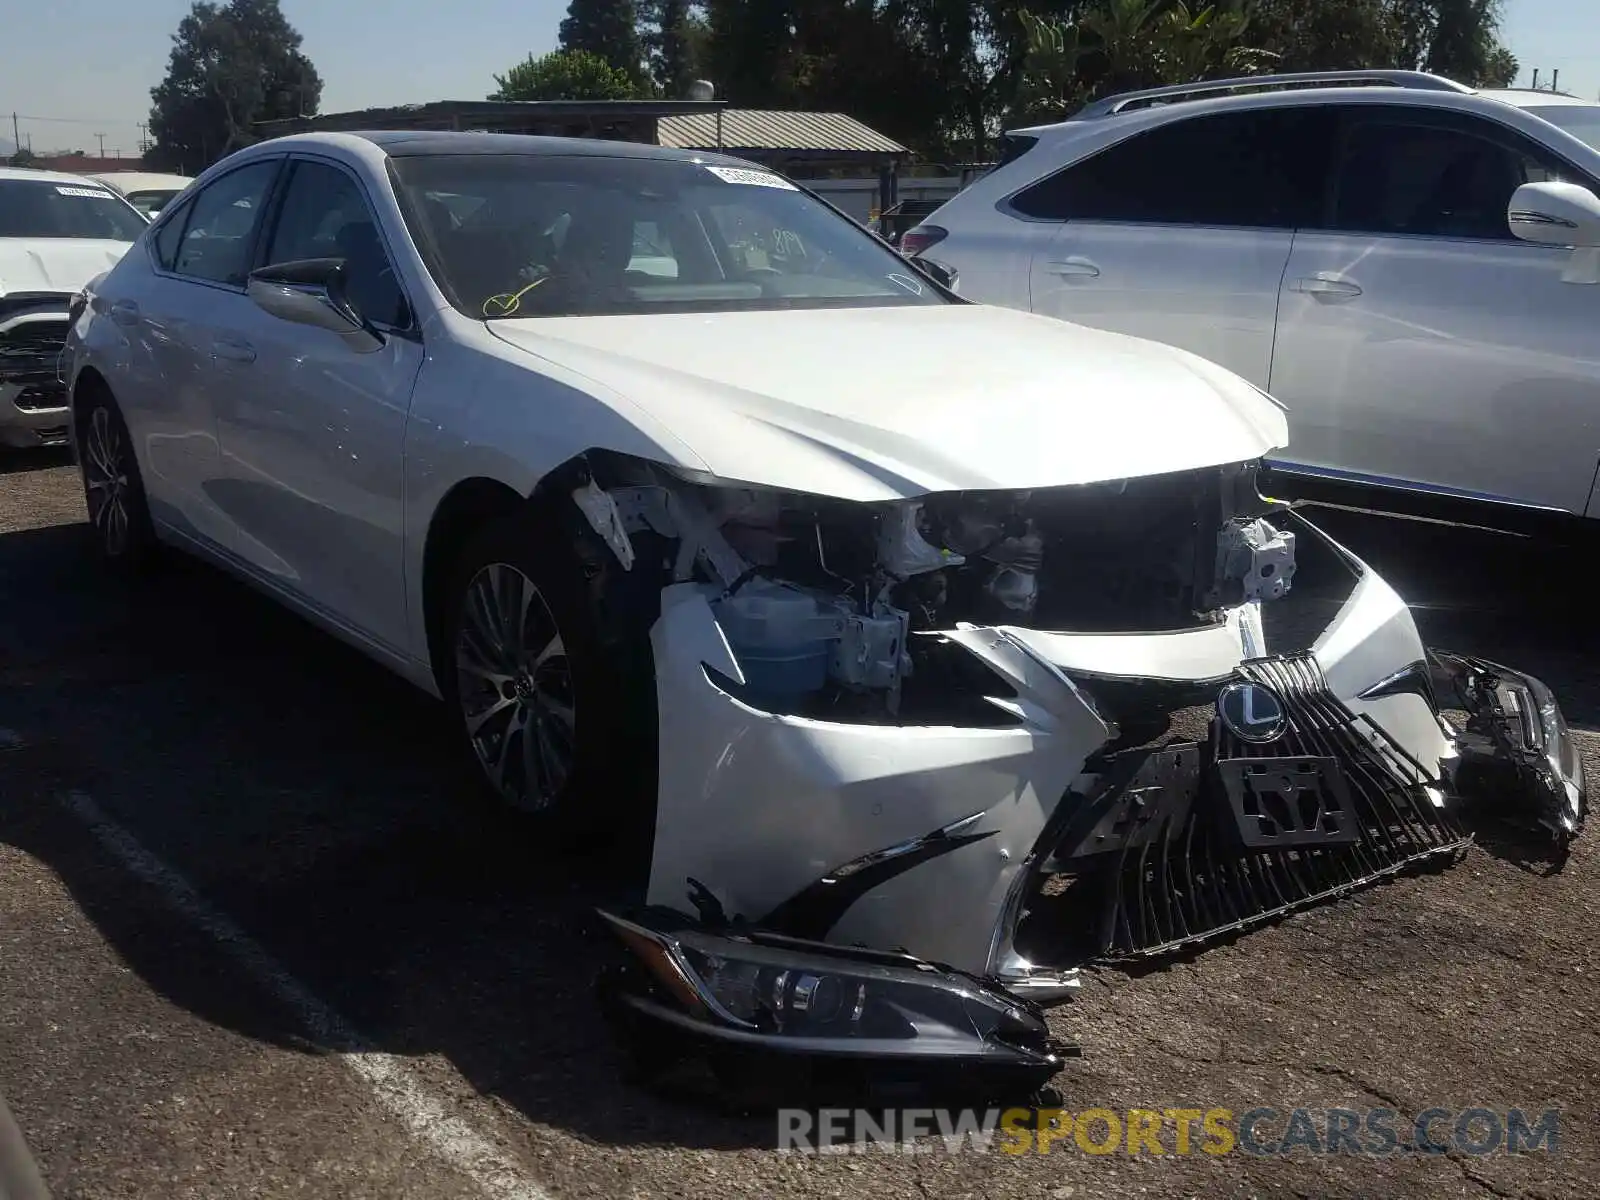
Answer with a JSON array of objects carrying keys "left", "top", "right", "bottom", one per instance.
[
  {"left": 907, "top": 254, "right": 959, "bottom": 293},
  {"left": 1508, "top": 181, "right": 1600, "bottom": 248},
  {"left": 246, "top": 258, "right": 383, "bottom": 352}
]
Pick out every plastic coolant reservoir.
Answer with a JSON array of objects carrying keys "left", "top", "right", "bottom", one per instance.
[{"left": 712, "top": 581, "right": 839, "bottom": 702}]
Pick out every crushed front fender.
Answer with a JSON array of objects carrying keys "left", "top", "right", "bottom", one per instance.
[{"left": 1431, "top": 650, "right": 1587, "bottom": 846}]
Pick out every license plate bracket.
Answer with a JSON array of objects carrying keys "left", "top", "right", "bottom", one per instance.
[{"left": 1215, "top": 755, "right": 1359, "bottom": 848}]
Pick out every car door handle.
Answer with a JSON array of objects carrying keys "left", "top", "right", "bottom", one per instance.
[
  {"left": 1293, "top": 274, "right": 1363, "bottom": 299},
  {"left": 1043, "top": 257, "right": 1101, "bottom": 278},
  {"left": 212, "top": 338, "right": 257, "bottom": 364},
  {"left": 109, "top": 299, "right": 141, "bottom": 327}
]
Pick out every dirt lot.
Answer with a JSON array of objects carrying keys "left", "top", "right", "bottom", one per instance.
[{"left": 1, "top": 449, "right": 1595, "bottom": 1199}]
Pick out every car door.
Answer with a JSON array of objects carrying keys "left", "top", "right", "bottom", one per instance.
[
  {"left": 1022, "top": 107, "right": 1333, "bottom": 387},
  {"left": 211, "top": 155, "right": 424, "bottom": 654},
  {"left": 1269, "top": 104, "right": 1600, "bottom": 515},
  {"left": 115, "top": 158, "right": 283, "bottom": 552}
]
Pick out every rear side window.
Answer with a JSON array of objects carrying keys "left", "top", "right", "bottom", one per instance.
[
  {"left": 1010, "top": 109, "right": 1335, "bottom": 229},
  {"left": 171, "top": 160, "right": 280, "bottom": 286}
]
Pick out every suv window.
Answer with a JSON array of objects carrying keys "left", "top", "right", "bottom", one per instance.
[
  {"left": 1331, "top": 112, "right": 1569, "bottom": 241},
  {"left": 1011, "top": 109, "right": 1333, "bottom": 228},
  {"left": 265, "top": 159, "right": 408, "bottom": 326},
  {"left": 172, "top": 160, "right": 280, "bottom": 286}
]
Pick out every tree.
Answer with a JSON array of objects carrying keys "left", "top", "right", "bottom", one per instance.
[
  {"left": 640, "top": 0, "right": 711, "bottom": 97},
  {"left": 146, "top": 0, "right": 321, "bottom": 173},
  {"left": 559, "top": 0, "right": 645, "bottom": 80},
  {"left": 489, "top": 49, "right": 644, "bottom": 100}
]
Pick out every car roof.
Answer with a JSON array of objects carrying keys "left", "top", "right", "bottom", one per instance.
[
  {"left": 0, "top": 164, "right": 115, "bottom": 186},
  {"left": 1476, "top": 89, "right": 1600, "bottom": 110},
  {"left": 86, "top": 171, "right": 193, "bottom": 192},
  {"left": 1012, "top": 83, "right": 1598, "bottom": 138},
  {"left": 262, "top": 129, "right": 757, "bottom": 168}
]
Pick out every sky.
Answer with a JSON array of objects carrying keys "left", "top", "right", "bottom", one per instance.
[{"left": 0, "top": 0, "right": 1594, "bottom": 156}]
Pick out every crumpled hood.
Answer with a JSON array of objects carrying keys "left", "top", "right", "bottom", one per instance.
[
  {"left": 488, "top": 303, "right": 1289, "bottom": 501},
  {"left": 0, "top": 239, "right": 132, "bottom": 297}
]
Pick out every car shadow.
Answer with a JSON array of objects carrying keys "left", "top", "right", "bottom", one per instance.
[
  {"left": 0, "top": 447, "right": 73, "bottom": 476},
  {"left": 0, "top": 505, "right": 1593, "bottom": 1152}
]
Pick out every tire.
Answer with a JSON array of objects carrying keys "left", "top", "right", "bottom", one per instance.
[
  {"left": 441, "top": 508, "right": 655, "bottom": 856},
  {"left": 77, "top": 392, "right": 158, "bottom": 571}
]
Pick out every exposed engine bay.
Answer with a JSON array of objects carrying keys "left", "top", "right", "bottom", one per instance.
[{"left": 576, "top": 458, "right": 1297, "bottom": 724}]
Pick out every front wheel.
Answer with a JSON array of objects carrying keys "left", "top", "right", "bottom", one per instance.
[
  {"left": 77, "top": 393, "right": 157, "bottom": 569},
  {"left": 441, "top": 511, "right": 653, "bottom": 847}
]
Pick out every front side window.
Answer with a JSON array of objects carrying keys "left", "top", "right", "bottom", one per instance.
[
  {"left": 0, "top": 178, "right": 148, "bottom": 241},
  {"left": 1010, "top": 108, "right": 1334, "bottom": 229},
  {"left": 1330, "top": 114, "right": 1564, "bottom": 241},
  {"left": 391, "top": 153, "right": 946, "bottom": 319},
  {"left": 264, "top": 159, "right": 408, "bottom": 326},
  {"left": 172, "top": 160, "right": 280, "bottom": 286}
]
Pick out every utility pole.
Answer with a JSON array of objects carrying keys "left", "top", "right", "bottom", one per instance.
[
  {"left": 95, "top": 132, "right": 106, "bottom": 157},
  {"left": 1532, "top": 68, "right": 1540, "bottom": 90},
  {"left": 1552, "top": 69, "right": 1560, "bottom": 93},
  {"left": 9, "top": 112, "right": 17, "bottom": 156}
]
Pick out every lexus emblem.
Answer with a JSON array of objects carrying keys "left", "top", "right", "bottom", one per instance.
[{"left": 1217, "top": 681, "right": 1288, "bottom": 743}]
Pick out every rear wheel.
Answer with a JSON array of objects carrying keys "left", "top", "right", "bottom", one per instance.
[{"left": 77, "top": 394, "right": 157, "bottom": 569}]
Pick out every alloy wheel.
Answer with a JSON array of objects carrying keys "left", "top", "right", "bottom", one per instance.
[
  {"left": 455, "top": 562, "right": 578, "bottom": 812},
  {"left": 83, "top": 406, "right": 133, "bottom": 556}
]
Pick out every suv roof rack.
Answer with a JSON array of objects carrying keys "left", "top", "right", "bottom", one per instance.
[{"left": 1076, "top": 70, "right": 1473, "bottom": 118}]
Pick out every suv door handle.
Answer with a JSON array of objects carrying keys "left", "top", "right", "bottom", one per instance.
[
  {"left": 1043, "top": 257, "right": 1101, "bottom": 278},
  {"left": 1293, "top": 274, "right": 1363, "bottom": 299},
  {"left": 212, "top": 337, "right": 257, "bottom": 364}
]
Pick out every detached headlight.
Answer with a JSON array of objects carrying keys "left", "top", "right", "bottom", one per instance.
[{"left": 596, "top": 909, "right": 1068, "bottom": 1096}]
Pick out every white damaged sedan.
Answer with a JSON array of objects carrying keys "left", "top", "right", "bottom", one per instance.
[{"left": 66, "top": 132, "right": 1584, "bottom": 1097}]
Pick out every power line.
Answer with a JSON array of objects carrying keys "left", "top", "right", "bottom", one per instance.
[{"left": 7, "top": 112, "right": 143, "bottom": 127}]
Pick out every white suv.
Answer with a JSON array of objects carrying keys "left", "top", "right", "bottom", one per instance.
[{"left": 910, "top": 71, "right": 1600, "bottom": 528}]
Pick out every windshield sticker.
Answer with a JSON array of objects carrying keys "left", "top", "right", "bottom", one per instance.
[
  {"left": 704, "top": 166, "right": 798, "bottom": 191},
  {"left": 54, "top": 186, "right": 116, "bottom": 199}
]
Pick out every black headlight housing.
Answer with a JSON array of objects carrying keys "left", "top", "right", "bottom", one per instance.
[{"left": 595, "top": 908, "right": 1072, "bottom": 1106}]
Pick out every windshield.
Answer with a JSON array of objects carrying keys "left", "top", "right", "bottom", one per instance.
[
  {"left": 390, "top": 153, "right": 946, "bottom": 319},
  {"left": 1526, "top": 105, "right": 1600, "bottom": 152},
  {"left": 0, "top": 178, "right": 148, "bottom": 241}
]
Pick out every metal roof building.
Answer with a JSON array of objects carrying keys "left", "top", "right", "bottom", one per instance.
[
  {"left": 657, "top": 109, "right": 908, "bottom": 160},
  {"left": 256, "top": 99, "right": 725, "bottom": 145}
]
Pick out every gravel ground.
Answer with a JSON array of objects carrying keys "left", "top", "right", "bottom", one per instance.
[{"left": 0, "top": 450, "right": 1595, "bottom": 1199}]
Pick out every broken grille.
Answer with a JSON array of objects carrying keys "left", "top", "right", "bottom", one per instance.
[{"left": 1023, "top": 653, "right": 1470, "bottom": 962}]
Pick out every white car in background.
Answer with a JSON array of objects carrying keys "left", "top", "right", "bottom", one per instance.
[
  {"left": 908, "top": 71, "right": 1600, "bottom": 530},
  {"left": 88, "top": 171, "right": 195, "bottom": 217},
  {"left": 65, "top": 131, "right": 1583, "bottom": 1098},
  {"left": 0, "top": 166, "right": 146, "bottom": 448}
]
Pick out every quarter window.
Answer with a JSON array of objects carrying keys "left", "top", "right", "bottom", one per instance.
[
  {"left": 1011, "top": 109, "right": 1333, "bottom": 229},
  {"left": 152, "top": 199, "right": 193, "bottom": 271},
  {"left": 171, "top": 161, "right": 280, "bottom": 286},
  {"left": 1331, "top": 115, "right": 1567, "bottom": 241},
  {"left": 264, "top": 160, "right": 408, "bottom": 326}
]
